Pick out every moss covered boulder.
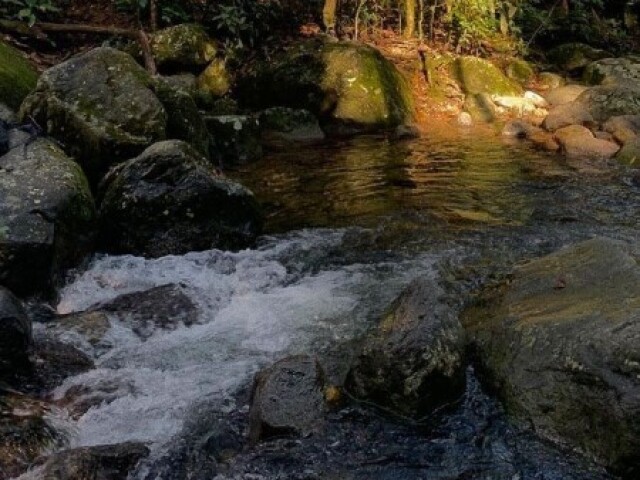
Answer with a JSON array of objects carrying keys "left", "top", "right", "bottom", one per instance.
[
  {"left": 583, "top": 57, "right": 640, "bottom": 87},
  {"left": 451, "top": 56, "right": 522, "bottom": 97},
  {"left": 150, "top": 23, "right": 217, "bottom": 70},
  {"left": 238, "top": 40, "right": 413, "bottom": 133},
  {"left": 0, "top": 40, "right": 38, "bottom": 110},
  {"left": 547, "top": 43, "right": 609, "bottom": 73},
  {"left": 0, "top": 137, "right": 95, "bottom": 296},
  {"left": 575, "top": 85, "right": 640, "bottom": 122},
  {"left": 505, "top": 59, "right": 535, "bottom": 85},
  {"left": 98, "top": 140, "right": 263, "bottom": 257},
  {"left": 197, "top": 58, "right": 231, "bottom": 98},
  {"left": 464, "top": 238, "right": 640, "bottom": 477}
]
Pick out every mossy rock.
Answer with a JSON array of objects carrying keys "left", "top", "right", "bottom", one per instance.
[
  {"left": 505, "top": 59, "right": 535, "bottom": 85},
  {"left": 575, "top": 85, "right": 640, "bottom": 122},
  {"left": 150, "top": 23, "right": 217, "bottom": 70},
  {"left": 237, "top": 40, "right": 413, "bottom": 132},
  {"left": 0, "top": 40, "right": 38, "bottom": 110},
  {"left": 538, "top": 72, "right": 566, "bottom": 90},
  {"left": 450, "top": 56, "right": 522, "bottom": 96},
  {"left": 197, "top": 58, "right": 231, "bottom": 98},
  {"left": 547, "top": 43, "right": 609, "bottom": 73},
  {"left": 464, "top": 93, "right": 498, "bottom": 123},
  {"left": 583, "top": 57, "right": 640, "bottom": 87}
]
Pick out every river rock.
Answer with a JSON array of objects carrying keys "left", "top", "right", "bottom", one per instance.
[
  {"left": 249, "top": 355, "right": 327, "bottom": 442},
  {"left": 150, "top": 23, "right": 217, "bottom": 70},
  {"left": 503, "top": 120, "right": 558, "bottom": 151},
  {"left": 452, "top": 56, "right": 522, "bottom": 96},
  {"left": 505, "top": 59, "right": 535, "bottom": 85},
  {"left": 603, "top": 115, "right": 640, "bottom": 144},
  {"left": 464, "top": 238, "right": 640, "bottom": 477},
  {"left": 30, "top": 335, "right": 95, "bottom": 391},
  {"left": 259, "top": 107, "right": 325, "bottom": 145},
  {"left": 583, "top": 57, "right": 640, "bottom": 87},
  {"left": 463, "top": 93, "right": 497, "bottom": 123},
  {"left": 238, "top": 39, "right": 413, "bottom": 133},
  {"left": 554, "top": 124, "right": 619, "bottom": 159},
  {"left": 0, "top": 287, "right": 31, "bottom": 374},
  {"left": 204, "top": 115, "right": 263, "bottom": 166},
  {"left": 615, "top": 136, "right": 640, "bottom": 166},
  {"left": 0, "top": 137, "right": 95, "bottom": 296},
  {"left": 89, "top": 284, "right": 197, "bottom": 340},
  {"left": 537, "top": 72, "right": 565, "bottom": 90},
  {"left": 25, "top": 442, "right": 150, "bottom": 480},
  {"left": 574, "top": 85, "right": 640, "bottom": 122},
  {"left": 98, "top": 140, "right": 262, "bottom": 257},
  {"left": 547, "top": 43, "right": 609, "bottom": 73},
  {"left": 0, "top": 40, "right": 38, "bottom": 110},
  {"left": 345, "top": 278, "right": 465, "bottom": 418},
  {"left": 544, "top": 85, "right": 588, "bottom": 107},
  {"left": 542, "top": 102, "right": 594, "bottom": 132}
]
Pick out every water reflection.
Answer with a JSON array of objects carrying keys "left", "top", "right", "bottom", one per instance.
[{"left": 232, "top": 126, "right": 567, "bottom": 233}]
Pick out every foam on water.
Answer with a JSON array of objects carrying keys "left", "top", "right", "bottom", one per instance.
[{"left": 52, "top": 229, "right": 439, "bottom": 450}]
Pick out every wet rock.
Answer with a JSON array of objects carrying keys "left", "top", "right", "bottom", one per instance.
[
  {"left": 542, "top": 102, "right": 594, "bottom": 131},
  {"left": 554, "top": 124, "right": 620, "bottom": 159},
  {"left": 26, "top": 442, "right": 150, "bottom": 480},
  {"left": 544, "top": 84, "right": 589, "bottom": 107},
  {"left": 20, "top": 47, "right": 167, "bottom": 184},
  {"left": 205, "top": 115, "right": 263, "bottom": 166},
  {"left": 0, "top": 392, "right": 63, "bottom": 479},
  {"left": 259, "top": 107, "right": 325, "bottom": 146},
  {"left": 603, "top": 114, "right": 640, "bottom": 144},
  {"left": 0, "top": 40, "right": 38, "bottom": 110},
  {"left": 91, "top": 284, "right": 197, "bottom": 340},
  {"left": 583, "top": 57, "right": 640, "bottom": 87},
  {"left": 0, "top": 138, "right": 95, "bottom": 296},
  {"left": 345, "top": 278, "right": 465, "bottom": 418},
  {"left": 464, "top": 238, "right": 640, "bottom": 477},
  {"left": 238, "top": 39, "right": 413, "bottom": 133},
  {"left": 98, "top": 140, "right": 263, "bottom": 257},
  {"left": 503, "top": 120, "right": 559, "bottom": 151},
  {"left": 149, "top": 23, "right": 217, "bottom": 70},
  {"left": 197, "top": 58, "right": 230, "bottom": 98},
  {"left": 249, "top": 355, "right": 327, "bottom": 442},
  {"left": 502, "top": 119, "right": 538, "bottom": 138},
  {"left": 392, "top": 123, "right": 421, "bottom": 140},
  {"left": 547, "top": 43, "right": 609, "bottom": 73},
  {"left": 616, "top": 136, "right": 640, "bottom": 166},
  {"left": 48, "top": 311, "right": 111, "bottom": 347},
  {"left": 575, "top": 85, "right": 640, "bottom": 123},
  {"left": 30, "top": 335, "right": 94, "bottom": 391},
  {"left": 0, "top": 287, "right": 31, "bottom": 374}
]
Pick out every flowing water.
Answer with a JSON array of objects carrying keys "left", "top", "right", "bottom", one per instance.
[{"left": 30, "top": 124, "right": 640, "bottom": 479}]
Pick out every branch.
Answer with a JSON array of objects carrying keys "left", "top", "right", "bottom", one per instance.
[{"left": 0, "top": 19, "right": 157, "bottom": 74}]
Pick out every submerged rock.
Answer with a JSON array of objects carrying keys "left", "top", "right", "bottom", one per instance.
[
  {"left": 0, "top": 138, "right": 95, "bottom": 296},
  {"left": 0, "top": 40, "right": 38, "bottom": 110},
  {"left": 98, "top": 140, "right": 262, "bottom": 257},
  {"left": 464, "top": 238, "right": 640, "bottom": 477},
  {"left": 346, "top": 278, "right": 465, "bottom": 418},
  {"left": 24, "top": 442, "right": 150, "bottom": 480},
  {"left": 249, "top": 355, "right": 327, "bottom": 442},
  {"left": 0, "top": 287, "right": 31, "bottom": 374},
  {"left": 238, "top": 40, "right": 413, "bottom": 133}
]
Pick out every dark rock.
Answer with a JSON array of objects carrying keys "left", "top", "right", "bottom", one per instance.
[
  {"left": 345, "top": 278, "right": 465, "bottom": 418},
  {"left": 463, "top": 238, "right": 640, "bottom": 477},
  {"left": 92, "top": 284, "right": 197, "bottom": 339},
  {"left": 258, "top": 107, "right": 325, "bottom": 146},
  {"left": 547, "top": 43, "right": 610, "bottom": 73},
  {"left": 204, "top": 115, "right": 263, "bottom": 166},
  {"left": 249, "top": 355, "right": 327, "bottom": 442},
  {"left": 0, "top": 138, "right": 96, "bottom": 296},
  {"left": 30, "top": 442, "right": 150, "bottom": 480},
  {"left": 30, "top": 335, "right": 95, "bottom": 391},
  {"left": 575, "top": 85, "right": 640, "bottom": 122},
  {"left": 98, "top": 140, "right": 263, "bottom": 257},
  {"left": 149, "top": 24, "right": 217, "bottom": 71},
  {"left": 0, "top": 287, "right": 31, "bottom": 374}
]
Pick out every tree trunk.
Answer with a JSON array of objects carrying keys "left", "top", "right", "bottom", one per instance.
[
  {"left": 323, "top": 0, "right": 339, "bottom": 32},
  {"left": 403, "top": 0, "right": 417, "bottom": 38}
]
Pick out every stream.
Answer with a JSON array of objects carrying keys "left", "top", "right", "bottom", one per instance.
[{"left": 35, "top": 125, "right": 640, "bottom": 479}]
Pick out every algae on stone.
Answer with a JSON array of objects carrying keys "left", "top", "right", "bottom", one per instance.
[
  {"left": 0, "top": 40, "right": 38, "bottom": 110},
  {"left": 150, "top": 23, "right": 217, "bottom": 70},
  {"left": 451, "top": 56, "right": 522, "bottom": 96}
]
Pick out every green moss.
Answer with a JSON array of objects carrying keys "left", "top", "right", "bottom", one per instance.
[
  {"left": 197, "top": 59, "right": 230, "bottom": 97},
  {"left": 505, "top": 59, "right": 535, "bottom": 85},
  {"left": 150, "top": 24, "right": 217, "bottom": 69},
  {"left": 451, "top": 56, "right": 522, "bottom": 96},
  {"left": 0, "top": 41, "right": 38, "bottom": 110}
]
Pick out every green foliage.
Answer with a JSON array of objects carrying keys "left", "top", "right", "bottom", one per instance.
[{"left": 0, "top": 0, "right": 59, "bottom": 25}]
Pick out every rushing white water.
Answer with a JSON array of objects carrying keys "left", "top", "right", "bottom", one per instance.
[{"left": 50, "top": 228, "right": 439, "bottom": 451}]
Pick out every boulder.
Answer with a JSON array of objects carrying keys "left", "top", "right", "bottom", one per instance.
[
  {"left": 20, "top": 48, "right": 167, "bottom": 184},
  {"left": 30, "top": 336, "right": 95, "bottom": 391},
  {"left": 452, "top": 56, "right": 522, "bottom": 96},
  {"left": 583, "top": 57, "right": 640, "bottom": 87},
  {"left": 238, "top": 40, "right": 413, "bottom": 133},
  {"left": 574, "top": 86, "right": 640, "bottom": 122},
  {"left": 47, "top": 311, "right": 111, "bottom": 347},
  {"left": 542, "top": 102, "right": 594, "bottom": 132},
  {"left": 0, "top": 40, "right": 38, "bottom": 110},
  {"left": 149, "top": 23, "right": 217, "bottom": 70},
  {"left": 615, "top": 137, "right": 640, "bottom": 166},
  {"left": 603, "top": 115, "right": 640, "bottom": 144},
  {"left": 26, "top": 442, "right": 150, "bottom": 480},
  {"left": 0, "top": 138, "right": 95, "bottom": 296},
  {"left": 345, "top": 278, "right": 465, "bottom": 418},
  {"left": 463, "top": 93, "right": 497, "bottom": 123},
  {"left": 543, "top": 85, "right": 588, "bottom": 107},
  {"left": 249, "top": 355, "right": 327, "bottom": 442},
  {"left": 554, "top": 124, "right": 619, "bottom": 159},
  {"left": 98, "top": 140, "right": 262, "bottom": 257},
  {"left": 463, "top": 238, "right": 640, "bottom": 476},
  {"left": 205, "top": 115, "right": 263, "bottom": 166},
  {"left": 0, "top": 287, "right": 31, "bottom": 374},
  {"left": 197, "top": 58, "right": 231, "bottom": 98},
  {"left": 505, "top": 59, "right": 535, "bottom": 85},
  {"left": 547, "top": 43, "right": 609, "bottom": 73},
  {"left": 258, "top": 107, "right": 325, "bottom": 145},
  {"left": 537, "top": 72, "right": 565, "bottom": 90}
]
